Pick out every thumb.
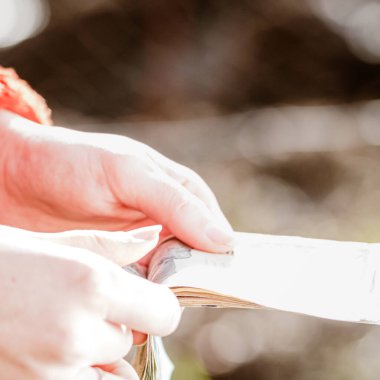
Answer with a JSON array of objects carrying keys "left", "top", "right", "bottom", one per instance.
[{"left": 33, "top": 225, "right": 162, "bottom": 266}]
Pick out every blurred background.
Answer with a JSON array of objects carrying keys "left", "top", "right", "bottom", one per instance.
[{"left": 1, "top": 0, "right": 380, "bottom": 379}]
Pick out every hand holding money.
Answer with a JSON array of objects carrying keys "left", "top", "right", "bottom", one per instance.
[{"left": 0, "top": 225, "right": 180, "bottom": 380}]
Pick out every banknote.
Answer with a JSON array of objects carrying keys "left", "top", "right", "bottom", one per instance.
[{"left": 129, "top": 231, "right": 380, "bottom": 379}]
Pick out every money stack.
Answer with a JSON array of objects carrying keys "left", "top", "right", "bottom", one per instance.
[
  {"left": 131, "top": 232, "right": 380, "bottom": 379},
  {"left": 133, "top": 336, "right": 174, "bottom": 380}
]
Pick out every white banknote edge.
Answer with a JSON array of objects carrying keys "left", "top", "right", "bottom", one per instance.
[{"left": 153, "top": 232, "right": 380, "bottom": 324}]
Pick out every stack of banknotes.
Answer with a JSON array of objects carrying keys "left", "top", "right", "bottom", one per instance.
[{"left": 130, "top": 231, "right": 380, "bottom": 379}]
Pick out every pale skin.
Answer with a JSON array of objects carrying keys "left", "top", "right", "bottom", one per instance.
[
  {"left": 0, "top": 110, "right": 234, "bottom": 253},
  {"left": 0, "top": 225, "right": 179, "bottom": 380},
  {"left": 0, "top": 110, "right": 234, "bottom": 379}
]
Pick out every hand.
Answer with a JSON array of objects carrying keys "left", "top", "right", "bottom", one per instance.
[
  {"left": 0, "top": 111, "right": 234, "bottom": 258},
  {"left": 0, "top": 225, "right": 180, "bottom": 380}
]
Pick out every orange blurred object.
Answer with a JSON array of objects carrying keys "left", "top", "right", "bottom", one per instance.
[{"left": 0, "top": 66, "right": 52, "bottom": 125}]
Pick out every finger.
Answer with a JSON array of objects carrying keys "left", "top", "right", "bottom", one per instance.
[
  {"left": 172, "top": 165, "right": 228, "bottom": 221},
  {"left": 76, "top": 365, "right": 138, "bottom": 380},
  {"left": 97, "top": 359, "right": 139, "bottom": 379},
  {"left": 32, "top": 225, "right": 161, "bottom": 266},
  {"left": 102, "top": 264, "right": 181, "bottom": 336},
  {"left": 90, "top": 323, "right": 134, "bottom": 364},
  {"left": 132, "top": 331, "right": 147, "bottom": 345},
  {"left": 131, "top": 172, "right": 234, "bottom": 253},
  {"left": 34, "top": 240, "right": 181, "bottom": 339},
  {"left": 154, "top": 153, "right": 232, "bottom": 230},
  {"left": 74, "top": 318, "right": 133, "bottom": 365}
]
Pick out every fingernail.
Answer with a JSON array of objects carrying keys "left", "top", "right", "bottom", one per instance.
[
  {"left": 134, "top": 339, "right": 148, "bottom": 347},
  {"left": 205, "top": 223, "right": 235, "bottom": 249},
  {"left": 131, "top": 225, "right": 162, "bottom": 241}
]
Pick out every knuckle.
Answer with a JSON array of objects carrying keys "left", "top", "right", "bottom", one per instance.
[
  {"left": 58, "top": 258, "right": 109, "bottom": 314},
  {"left": 43, "top": 317, "right": 84, "bottom": 363},
  {"left": 172, "top": 193, "right": 193, "bottom": 217},
  {"left": 63, "top": 259, "right": 102, "bottom": 297},
  {"left": 183, "top": 167, "right": 199, "bottom": 181},
  {"left": 177, "top": 165, "right": 200, "bottom": 184},
  {"left": 54, "top": 321, "right": 77, "bottom": 351}
]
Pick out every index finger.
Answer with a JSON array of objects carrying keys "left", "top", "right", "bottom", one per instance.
[{"left": 152, "top": 151, "right": 231, "bottom": 230}]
